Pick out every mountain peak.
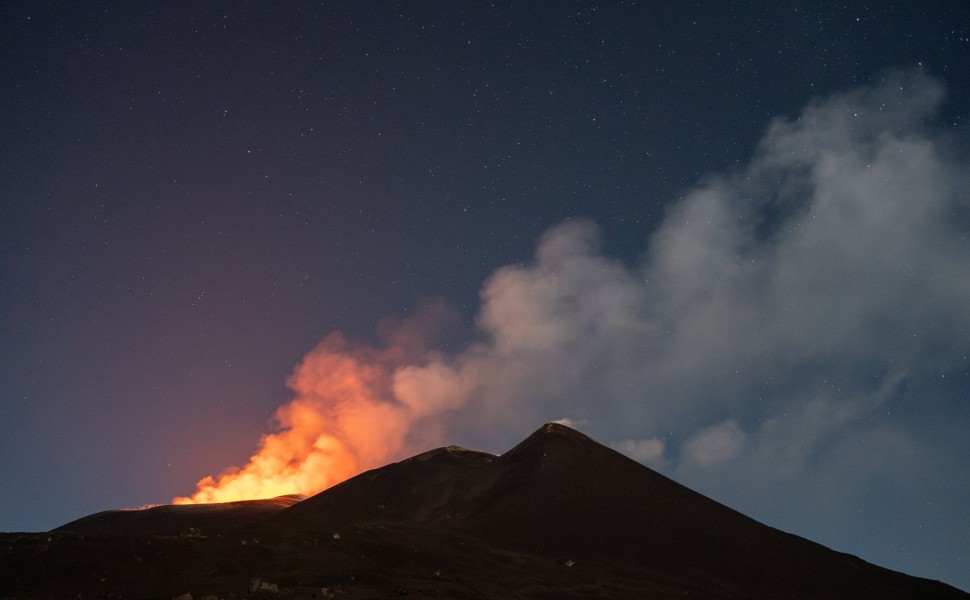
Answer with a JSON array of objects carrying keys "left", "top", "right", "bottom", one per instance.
[
  {"left": 403, "top": 444, "right": 494, "bottom": 465},
  {"left": 538, "top": 420, "right": 587, "bottom": 436},
  {"left": 499, "top": 421, "right": 600, "bottom": 463}
]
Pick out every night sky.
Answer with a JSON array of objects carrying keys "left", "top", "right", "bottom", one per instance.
[{"left": 3, "top": 1, "right": 970, "bottom": 591}]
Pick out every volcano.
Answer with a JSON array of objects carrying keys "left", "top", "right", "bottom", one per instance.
[{"left": 2, "top": 423, "right": 966, "bottom": 599}]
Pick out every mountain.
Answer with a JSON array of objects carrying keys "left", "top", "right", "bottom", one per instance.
[
  {"left": 2, "top": 423, "right": 966, "bottom": 599},
  {"left": 273, "top": 422, "right": 967, "bottom": 599}
]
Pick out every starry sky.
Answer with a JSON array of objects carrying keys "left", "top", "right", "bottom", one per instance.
[{"left": 2, "top": 1, "right": 970, "bottom": 591}]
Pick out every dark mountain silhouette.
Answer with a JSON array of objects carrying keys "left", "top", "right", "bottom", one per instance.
[
  {"left": 274, "top": 422, "right": 967, "bottom": 599},
  {"left": 2, "top": 423, "right": 966, "bottom": 599}
]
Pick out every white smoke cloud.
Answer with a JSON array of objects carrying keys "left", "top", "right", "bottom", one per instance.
[{"left": 397, "top": 70, "right": 970, "bottom": 512}]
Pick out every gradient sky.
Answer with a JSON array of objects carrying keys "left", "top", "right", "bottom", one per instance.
[{"left": 2, "top": 1, "right": 969, "bottom": 592}]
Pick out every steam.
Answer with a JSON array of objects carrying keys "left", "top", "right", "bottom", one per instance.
[{"left": 177, "top": 70, "right": 970, "bottom": 517}]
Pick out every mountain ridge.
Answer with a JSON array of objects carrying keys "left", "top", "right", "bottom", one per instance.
[{"left": 5, "top": 422, "right": 966, "bottom": 599}]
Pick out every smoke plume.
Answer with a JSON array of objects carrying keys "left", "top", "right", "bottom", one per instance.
[{"left": 177, "top": 69, "right": 970, "bottom": 546}]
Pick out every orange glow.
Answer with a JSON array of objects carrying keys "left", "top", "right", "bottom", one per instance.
[{"left": 173, "top": 332, "right": 417, "bottom": 505}]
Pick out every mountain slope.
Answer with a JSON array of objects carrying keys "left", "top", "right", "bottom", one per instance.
[
  {"left": 54, "top": 494, "right": 304, "bottom": 537},
  {"left": 275, "top": 423, "right": 967, "bottom": 599}
]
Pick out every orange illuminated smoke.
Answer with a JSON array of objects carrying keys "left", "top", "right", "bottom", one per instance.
[{"left": 173, "top": 333, "right": 419, "bottom": 505}]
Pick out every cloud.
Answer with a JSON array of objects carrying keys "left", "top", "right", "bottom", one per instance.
[
  {"left": 397, "top": 69, "right": 970, "bottom": 505},
  {"left": 612, "top": 437, "right": 666, "bottom": 467},
  {"left": 682, "top": 420, "right": 745, "bottom": 467},
  {"left": 674, "top": 374, "right": 918, "bottom": 505}
]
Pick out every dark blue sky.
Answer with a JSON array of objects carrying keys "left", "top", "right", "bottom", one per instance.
[{"left": 2, "top": 1, "right": 969, "bottom": 592}]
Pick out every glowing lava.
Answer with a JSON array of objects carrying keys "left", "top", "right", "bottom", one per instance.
[{"left": 173, "top": 332, "right": 416, "bottom": 505}]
